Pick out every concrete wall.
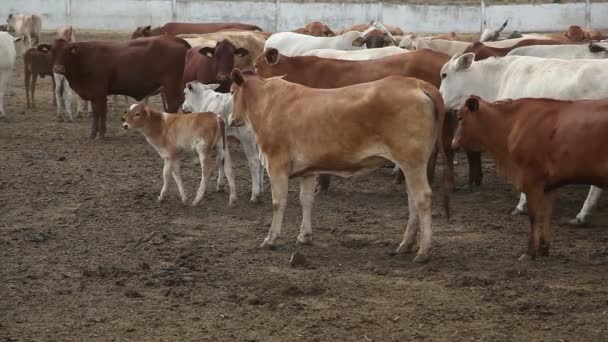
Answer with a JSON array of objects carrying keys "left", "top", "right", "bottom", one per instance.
[{"left": 1, "top": 0, "right": 607, "bottom": 33}]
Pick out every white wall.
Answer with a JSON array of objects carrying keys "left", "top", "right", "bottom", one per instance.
[{"left": 0, "top": 0, "right": 607, "bottom": 34}]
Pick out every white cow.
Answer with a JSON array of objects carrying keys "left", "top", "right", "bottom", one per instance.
[
  {"left": 508, "top": 43, "right": 608, "bottom": 59},
  {"left": 414, "top": 39, "right": 470, "bottom": 57},
  {"left": 480, "top": 20, "right": 509, "bottom": 42},
  {"left": 264, "top": 31, "right": 365, "bottom": 56},
  {"left": 0, "top": 33, "right": 22, "bottom": 118},
  {"left": 6, "top": 14, "right": 41, "bottom": 51},
  {"left": 302, "top": 46, "right": 407, "bottom": 60},
  {"left": 182, "top": 81, "right": 264, "bottom": 203},
  {"left": 440, "top": 53, "right": 608, "bottom": 225}
]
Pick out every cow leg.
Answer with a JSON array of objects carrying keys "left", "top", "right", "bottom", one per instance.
[
  {"left": 221, "top": 139, "right": 237, "bottom": 207},
  {"left": 519, "top": 187, "right": 544, "bottom": 261},
  {"left": 395, "top": 186, "right": 419, "bottom": 255},
  {"left": 53, "top": 74, "right": 64, "bottom": 120},
  {"left": 394, "top": 168, "right": 405, "bottom": 184},
  {"left": 158, "top": 159, "right": 173, "bottom": 202},
  {"left": 316, "top": 175, "right": 331, "bottom": 194},
  {"left": 215, "top": 152, "right": 226, "bottom": 192},
  {"left": 512, "top": 193, "right": 528, "bottom": 216},
  {"left": 241, "top": 137, "right": 263, "bottom": 202},
  {"left": 171, "top": 161, "right": 187, "bottom": 204},
  {"left": 163, "top": 82, "right": 181, "bottom": 112},
  {"left": 401, "top": 165, "right": 433, "bottom": 263},
  {"left": 466, "top": 150, "right": 483, "bottom": 189},
  {"left": 51, "top": 73, "right": 57, "bottom": 107},
  {"left": 569, "top": 186, "right": 603, "bottom": 226},
  {"left": 262, "top": 166, "right": 289, "bottom": 248},
  {"left": 426, "top": 144, "right": 439, "bottom": 185},
  {"left": 30, "top": 74, "right": 38, "bottom": 109},
  {"left": 193, "top": 150, "right": 213, "bottom": 206},
  {"left": 296, "top": 175, "right": 316, "bottom": 245},
  {"left": 539, "top": 190, "right": 557, "bottom": 256},
  {"left": 91, "top": 98, "right": 108, "bottom": 139},
  {"left": 0, "top": 71, "right": 7, "bottom": 117},
  {"left": 63, "top": 84, "right": 74, "bottom": 122},
  {"left": 25, "top": 69, "right": 31, "bottom": 108}
]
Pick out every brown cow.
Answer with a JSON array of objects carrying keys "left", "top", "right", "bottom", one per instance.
[
  {"left": 131, "top": 22, "right": 262, "bottom": 39},
  {"left": 463, "top": 39, "right": 565, "bottom": 60},
  {"left": 453, "top": 95, "right": 608, "bottom": 260},
  {"left": 254, "top": 48, "right": 454, "bottom": 193},
  {"left": 340, "top": 23, "right": 404, "bottom": 36},
  {"left": 24, "top": 47, "right": 55, "bottom": 109},
  {"left": 363, "top": 29, "right": 396, "bottom": 48},
  {"left": 229, "top": 70, "right": 450, "bottom": 262},
  {"left": 182, "top": 39, "right": 249, "bottom": 93},
  {"left": 304, "top": 21, "right": 335, "bottom": 37},
  {"left": 40, "top": 36, "right": 190, "bottom": 139}
]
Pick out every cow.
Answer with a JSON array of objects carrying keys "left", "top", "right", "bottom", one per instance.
[
  {"left": 339, "top": 22, "right": 404, "bottom": 36},
  {"left": 56, "top": 25, "right": 76, "bottom": 42},
  {"left": 6, "top": 14, "right": 41, "bottom": 50},
  {"left": 254, "top": 48, "right": 454, "bottom": 193},
  {"left": 507, "top": 42, "right": 608, "bottom": 59},
  {"left": 39, "top": 36, "right": 190, "bottom": 139},
  {"left": 407, "top": 39, "right": 470, "bottom": 57},
  {"left": 178, "top": 30, "right": 266, "bottom": 69},
  {"left": 182, "top": 40, "right": 249, "bottom": 93},
  {"left": 0, "top": 33, "right": 22, "bottom": 118},
  {"left": 439, "top": 53, "right": 608, "bottom": 225},
  {"left": 479, "top": 20, "right": 509, "bottom": 42},
  {"left": 302, "top": 46, "right": 407, "bottom": 60},
  {"left": 228, "top": 69, "right": 450, "bottom": 263},
  {"left": 131, "top": 22, "right": 262, "bottom": 39},
  {"left": 463, "top": 39, "right": 564, "bottom": 60},
  {"left": 264, "top": 31, "right": 367, "bottom": 56},
  {"left": 122, "top": 103, "right": 236, "bottom": 206},
  {"left": 24, "top": 47, "right": 55, "bottom": 109},
  {"left": 453, "top": 96, "right": 608, "bottom": 260},
  {"left": 304, "top": 21, "right": 335, "bottom": 37},
  {"left": 182, "top": 81, "right": 264, "bottom": 202},
  {"left": 363, "top": 29, "right": 397, "bottom": 48}
]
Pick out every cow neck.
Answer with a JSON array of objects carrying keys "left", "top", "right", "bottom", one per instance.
[
  {"left": 472, "top": 58, "right": 506, "bottom": 101},
  {"left": 142, "top": 110, "right": 166, "bottom": 142},
  {"left": 241, "top": 77, "right": 272, "bottom": 132}
]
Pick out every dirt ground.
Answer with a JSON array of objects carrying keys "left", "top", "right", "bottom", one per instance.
[{"left": 1, "top": 31, "right": 607, "bottom": 342}]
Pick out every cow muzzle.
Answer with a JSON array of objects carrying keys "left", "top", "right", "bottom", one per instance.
[
  {"left": 53, "top": 64, "right": 66, "bottom": 74},
  {"left": 122, "top": 123, "right": 129, "bottom": 130}
]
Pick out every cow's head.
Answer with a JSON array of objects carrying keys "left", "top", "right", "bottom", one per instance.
[
  {"left": 6, "top": 14, "right": 15, "bottom": 31},
  {"left": 565, "top": 25, "right": 586, "bottom": 42},
  {"left": 452, "top": 96, "right": 486, "bottom": 152},
  {"left": 356, "top": 29, "right": 395, "bottom": 48},
  {"left": 199, "top": 39, "right": 249, "bottom": 84},
  {"left": 182, "top": 81, "right": 221, "bottom": 113},
  {"left": 131, "top": 25, "right": 152, "bottom": 39},
  {"left": 37, "top": 39, "right": 78, "bottom": 75},
  {"left": 321, "top": 25, "right": 336, "bottom": 37},
  {"left": 439, "top": 52, "right": 477, "bottom": 111},
  {"left": 480, "top": 19, "right": 508, "bottom": 42},
  {"left": 228, "top": 69, "right": 250, "bottom": 127},
  {"left": 122, "top": 103, "right": 150, "bottom": 131},
  {"left": 254, "top": 48, "right": 283, "bottom": 77}
]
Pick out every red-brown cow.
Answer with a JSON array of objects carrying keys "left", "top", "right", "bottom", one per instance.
[
  {"left": 254, "top": 48, "right": 454, "bottom": 192},
  {"left": 131, "top": 22, "right": 262, "bottom": 39},
  {"left": 41, "top": 36, "right": 190, "bottom": 139},
  {"left": 453, "top": 96, "right": 608, "bottom": 260},
  {"left": 463, "top": 39, "right": 564, "bottom": 60},
  {"left": 182, "top": 40, "right": 249, "bottom": 93},
  {"left": 24, "top": 47, "right": 55, "bottom": 108}
]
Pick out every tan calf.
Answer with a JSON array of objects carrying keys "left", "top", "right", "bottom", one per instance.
[
  {"left": 122, "top": 104, "right": 236, "bottom": 206},
  {"left": 229, "top": 70, "right": 450, "bottom": 263}
]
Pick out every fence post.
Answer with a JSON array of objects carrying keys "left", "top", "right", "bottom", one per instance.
[
  {"left": 172, "top": 0, "right": 177, "bottom": 22},
  {"left": 66, "top": 0, "right": 71, "bottom": 25},
  {"left": 274, "top": 0, "right": 279, "bottom": 32},
  {"left": 586, "top": 0, "right": 591, "bottom": 29},
  {"left": 480, "top": 0, "right": 485, "bottom": 33},
  {"left": 379, "top": 1, "right": 384, "bottom": 24}
]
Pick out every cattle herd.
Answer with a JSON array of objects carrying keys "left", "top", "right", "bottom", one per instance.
[{"left": 2, "top": 13, "right": 608, "bottom": 264}]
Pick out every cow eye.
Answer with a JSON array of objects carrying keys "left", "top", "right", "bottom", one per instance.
[
  {"left": 135, "top": 112, "right": 141, "bottom": 117},
  {"left": 441, "top": 73, "right": 447, "bottom": 79}
]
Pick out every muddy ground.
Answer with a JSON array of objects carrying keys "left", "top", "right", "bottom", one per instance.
[{"left": 1, "top": 31, "right": 607, "bottom": 342}]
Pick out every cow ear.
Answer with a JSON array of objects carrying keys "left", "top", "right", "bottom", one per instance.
[
  {"left": 37, "top": 43, "right": 50, "bottom": 52},
  {"left": 143, "top": 25, "right": 151, "bottom": 33},
  {"left": 264, "top": 48, "right": 279, "bottom": 64},
  {"left": 199, "top": 46, "right": 215, "bottom": 58},
  {"left": 235, "top": 47, "right": 249, "bottom": 57},
  {"left": 352, "top": 37, "right": 366, "bottom": 47},
  {"left": 455, "top": 53, "right": 475, "bottom": 70},
  {"left": 208, "top": 84, "right": 221, "bottom": 90},
  {"left": 187, "top": 83, "right": 194, "bottom": 91},
  {"left": 231, "top": 69, "right": 246, "bottom": 87},
  {"left": 465, "top": 97, "right": 480, "bottom": 112},
  {"left": 13, "top": 36, "right": 23, "bottom": 43}
]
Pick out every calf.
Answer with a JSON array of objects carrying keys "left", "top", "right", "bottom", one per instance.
[
  {"left": 463, "top": 39, "right": 564, "bottom": 60},
  {"left": 0, "top": 33, "right": 22, "bottom": 118},
  {"left": 255, "top": 48, "right": 455, "bottom": 192},
  {"left": 7, "top": 14, "right": 41, "bottom": 50},
  {"left": 453, "top": 96, "right": 608, "bottom": 259},
  {"left": 182, "top": 40, "right": 249, "bottom": 92},
  {"left": 39, "top": 36, "right": 190, "bottom": 139},
  {"left": 131, "top": 22, "right": 262, "bottom": 39},
  {"left": 24, "top": 47, "right": 55, "bottom": 108},
  {"left": 304, "top": 22, "right": 335, "bottom": 37},
  {"left": 182, "top": 81, "right": 264, "bottom": 202},
  {"left": 229, "top": 70, "right": 450, "bottom": 262},
  {"left": 122, "top": 104, "right": 236, "bottom": 206}
]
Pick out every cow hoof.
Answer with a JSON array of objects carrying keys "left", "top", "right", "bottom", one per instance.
[
  {"left": 95, "top": 135, "right": 105, "bottom": 141},
  {"left": 394, "top": 243, "right": 415, "bottom": 255},
  {"left": 260, "top": 239, "right": 276, "bottom": 250},
  {"left": 315, "top": 188, "right": 329, "bottom": 195},
  {"left": 413, "top": 254, "right": 431, "bottom": 264},
  {"left": 518, "top": 253, "right": 533, "bottom": 261},
  {"left": 157, "top": 196, "right": 164, "bottom": 203},
  {"left": 215, "top": 185, "right": 225, "bottom": 193},
  {"left": 296, "top": 234, "right": 312, "bottom": 245},
  {"left": 250, "top": 196, "right": 261, "bottom": 204},
  {"left": 510, "top": 207, "right": 527, "bottom": 216},
  {"left": 565, "top": 217, "right": 588, "bottom": 227}
]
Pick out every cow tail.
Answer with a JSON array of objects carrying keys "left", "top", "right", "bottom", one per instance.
[
  {"left": 217, "top": 115, "right": 227, "bottom": 168},
  {"left": 421, "top": 82, "right": 453, "bottom": 221}
]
